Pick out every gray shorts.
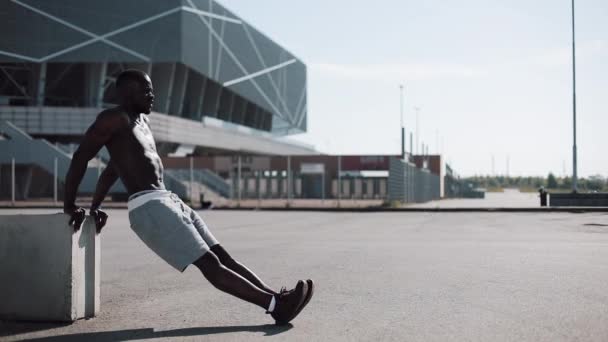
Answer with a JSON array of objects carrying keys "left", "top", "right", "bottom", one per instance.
[{"left": 127, "top": 190, "right": 219, "bottom": 272}]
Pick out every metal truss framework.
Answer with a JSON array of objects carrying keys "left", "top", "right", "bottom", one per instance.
[{"left": 0, "top": 0, "right": 306, "bottom": 132}]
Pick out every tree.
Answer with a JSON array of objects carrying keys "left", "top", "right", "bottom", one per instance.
[
  {"left": 586, "top": 175, "right": 606, "bottom": 191},
  {"left": 561, "top": 176, "right": 572, "bottom": 190},
  {"left": 547, "top": 173, "right": 558, "bottom": 188}
]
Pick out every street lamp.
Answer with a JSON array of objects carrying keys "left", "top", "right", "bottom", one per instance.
[{"left": 571, "top": 0, "right": 578, "bottom": 192}]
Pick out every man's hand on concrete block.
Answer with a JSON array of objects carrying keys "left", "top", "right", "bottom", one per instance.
[
  {"left": 89, "top": 208, "right": 108, "bottom": 234},
  {"left": 64, "top": 206, "right": 86, "bottom": 232}
]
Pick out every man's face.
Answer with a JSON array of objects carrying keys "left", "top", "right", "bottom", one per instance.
[{"left": 131, "top": 76, "right": 155, "bottom": 114}]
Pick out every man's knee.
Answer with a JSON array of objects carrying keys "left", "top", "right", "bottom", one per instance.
[
  {"left": 193, "top": 250, "right": 222, "bottom": 279},
  {"left": 210, "top": 244, "right": 236, "bottom": 267}
]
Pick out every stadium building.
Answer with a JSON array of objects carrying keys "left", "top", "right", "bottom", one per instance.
[{"left": 0, "top": 0, "right": 314, "bottom": 200}]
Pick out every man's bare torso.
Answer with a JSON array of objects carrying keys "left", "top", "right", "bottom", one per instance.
[{"left": 103, "top": 107, "right": 165, "bottom": 195}]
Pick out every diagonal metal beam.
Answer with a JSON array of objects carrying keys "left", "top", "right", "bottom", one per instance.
[
  {"left": 46, "top": 63, "right": 73, "bottom": 90},
  {"left": 294, "top": 84, "right": 307, "bottom": 126},
  {"left": 208, "top": 0, "right": 213, "bottom": 76},
  {"left": 181, "top": 6, "right": 242, "bottom": 24},
  {"left": 1, "top": 2, "right": 244, "bottom": 64},
  {"left": 214, "top": 17, "right": 227, "bottom": 80},
  {"left": 44, "top": 7, "right": 189, "bottom": 62},
  {"left": 242, "top": 24, "right": 295, "bottom": 121},
  {"left": 185, "top": 0, "right": 286, "bottom": 121},
  {"left": 0, "top": 50, "right": 39, "bottom": 63},
  {"left": 296, "top": 103, "right": 307, "bottom": 128},
  {"left": 0, "top": 67, "right": 28, "bottom": 96},
  {"left": 1, "top": 3, "right": 244, "bottom": 65},
  {"left": 224, "top": 59, "right": 296, "bottom": 87},
  {"left": 11, "top": 0, "right": 152, "bottom": 62}
]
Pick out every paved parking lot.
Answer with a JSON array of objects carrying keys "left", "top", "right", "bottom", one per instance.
[
  {"left": 409, "top": 189, "right": 540, "bottom": 208},
  {"left": 2, "top": 209, "right": 608, "bottom": 341}
]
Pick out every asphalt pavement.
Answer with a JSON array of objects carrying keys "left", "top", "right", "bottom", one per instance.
[{"left": 2, "top": 208, "right": 608, "bottom": 341}]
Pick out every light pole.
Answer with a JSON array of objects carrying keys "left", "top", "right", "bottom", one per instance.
[
  {"left": 571, "top": 0, "right": 578, "bottom": 192},
  {"left": 414, "top": 107, "right": 421, "bottom": 155},
  {"left": 435, "top": 129, "right": 439, "bottom": 155},
  {"left": 399, "top": 85, "right": 405, "bottom": 159}
]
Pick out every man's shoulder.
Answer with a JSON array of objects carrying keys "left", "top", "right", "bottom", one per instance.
[
  {"left": 95, "top": 107, "right": 129, "bottom": 127},
  {"left": 97, "top": 107, "right": 128, "bottom": 119}
]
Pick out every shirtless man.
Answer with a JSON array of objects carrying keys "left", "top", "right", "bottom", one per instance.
[{"left": 63, "top": 69, "right": 313, "bottom": 325}]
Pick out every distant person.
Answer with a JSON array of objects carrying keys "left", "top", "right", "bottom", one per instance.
[
  {"left": 63, "top": 69, "right": 313, "bottom": 325},
  {"left": 538, "top": 187, "right": 548, "bottom": 207}
]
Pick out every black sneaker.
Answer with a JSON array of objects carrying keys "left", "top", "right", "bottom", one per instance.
[
  {"left": 270, "top": 280, "right": 308, "bottom": 325},
  {"left": 292, "top": 279, "right": 314, "bottom": 319}
]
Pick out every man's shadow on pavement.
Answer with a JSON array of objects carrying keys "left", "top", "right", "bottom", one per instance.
[{"left": 10, "top": 324, "right": 293, "bottom": 341}]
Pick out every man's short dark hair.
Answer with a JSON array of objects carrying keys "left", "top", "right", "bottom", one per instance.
[{"left": 116, "top": 69, "right": 148, "bottom": 90}]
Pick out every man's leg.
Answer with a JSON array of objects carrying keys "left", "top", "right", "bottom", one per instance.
[
  {"left": 185, "top": 205, "right": 278, "bottom": 296},
  {"left": 186, "top": 204, "right": 308, "bottom": 322},
  {"left": 193, "top": 250, "right": 273, "bottom": 309},
  {"left": 210, "top": 244, "right": 278, "bottom": 295}
]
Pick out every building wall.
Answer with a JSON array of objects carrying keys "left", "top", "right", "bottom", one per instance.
[
  {"left": 161, "top": 154, "right": 445, "bottom": 200},
  {"left": 163, "top": 154, "right": 445, "bottom": 178}
]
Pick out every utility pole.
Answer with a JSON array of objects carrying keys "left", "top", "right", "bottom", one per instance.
[
  {"left": 399, "top": 85, "right": 405, "bottom": 159},
  {"left": 414, "top": 107, "right": 420, "bottom": 155},
  {"left": 435, "top": 129, "right": 439, "bottom": 155},
  {"left": 409, "top": 133, "right": 413, "bottom": 158},
  {"left": 571, "top": 0, "right": 578, "bottom": 192}
]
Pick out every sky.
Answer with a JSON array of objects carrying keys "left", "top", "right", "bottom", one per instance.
[{"left": 219, "top": 0, "right": 607, "bottom": 177}]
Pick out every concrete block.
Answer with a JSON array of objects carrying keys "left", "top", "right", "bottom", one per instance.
[{"left": 0, "top": 214, "right": 100, "bottom": 322}]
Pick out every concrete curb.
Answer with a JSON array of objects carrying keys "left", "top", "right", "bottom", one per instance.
[
  {"left": 1, "top": 205, "right": 606, "bottom": 213},
  {"left": 212, "top": 207, "right": 608, "bottom": 213}
]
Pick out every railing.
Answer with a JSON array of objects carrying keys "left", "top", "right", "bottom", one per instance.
[
  {"left": 0, "top": 120, "right": 121, "bottom": 194},
  {"left": 160, "top": 171, "right": 189, "bottom": 200},
  {"left": 199, "top": 169, "right": 231, "bottom": 197},
  {"left": 164, "top": 168, "right": 230, "bottom": 199}
]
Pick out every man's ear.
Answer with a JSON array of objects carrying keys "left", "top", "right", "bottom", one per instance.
[
  {"left": 115, "top": 84, "right": 126, "bottom": 102},
  {"left": 124, "top": 84, "right": 139, "bottom": 103}
]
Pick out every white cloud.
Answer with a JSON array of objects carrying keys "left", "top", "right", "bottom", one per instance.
[{"left": 311, "top": 62, "right": 485, "bottom": 81}]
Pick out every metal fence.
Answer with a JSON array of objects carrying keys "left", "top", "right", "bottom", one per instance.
[{"left": 388, "top": 157, "right": 441, "bottom": 203}]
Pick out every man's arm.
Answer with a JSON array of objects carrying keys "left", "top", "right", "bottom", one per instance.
[
  {"left": 88, "top": 160, "right": 118, "bottom": 233},
  {"left": 91, "top": 160, "right": 118, "bottom": 211},
  {"left": 64, "top": 111, "right": 122, "bottom": 230}
]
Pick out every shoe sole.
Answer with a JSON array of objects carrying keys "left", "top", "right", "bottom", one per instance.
[
  {"left": 291, "top": 279, "right": 314, "bottom": 321},
  {"left": 276, "top": 280, "right": 308, "bottom": 325}
]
